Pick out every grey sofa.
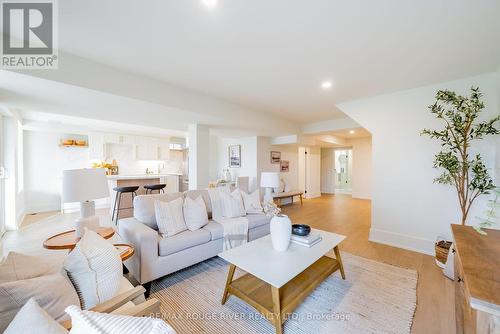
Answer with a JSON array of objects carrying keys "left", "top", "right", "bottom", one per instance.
[{"left": 118, "top": 189, "right": 270, "bottom": 295}]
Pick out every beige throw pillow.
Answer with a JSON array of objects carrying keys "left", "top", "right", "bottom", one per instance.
[
  {"left": 0, "top": 251, "right": 55, "bottom": 284},
  {"left": 241, "top": 189, "right": 263, "bottom": 214},
  {"left": 4, "top": 298, "right": 68, "bottom": 334},
  {"left": 63, "top": 229, "right": 122, "bottom": 310},
  {"left": 155, "top": 197, "right": 187, "bottom": 237},
  {"left": 220, "top": 189, "right": 246, "bottom": 218},
  {"left": 183, "top": 196, "right": 209, "bottom": 231},
  {"left": 0, "top": 272, "right": 80, "bottom": 332}
]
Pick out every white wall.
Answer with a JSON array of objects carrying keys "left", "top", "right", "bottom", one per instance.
[
  {"left": 216, "top": 136, "right": 258, "bottom": 191},
  {"left": 305, "top": 147, "right": 321, "bottom": 198},
  {"left": 338, "top": 72, "right": 499, "bottom": 255},
  {"left": 3, "top": 115, "right": 24, "bottom": 229},
  {"left": 350, "top": 137, "right": 372, "bottom": 199}
]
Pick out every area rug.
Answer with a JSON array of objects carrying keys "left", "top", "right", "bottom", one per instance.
[{"left": 151, "top": 251, "right": 417, "bottom": 334}]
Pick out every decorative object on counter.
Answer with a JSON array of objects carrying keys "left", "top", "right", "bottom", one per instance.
[
  {"left": 222, "top": 168, "right": 231, "bottom": 182},
  {"left": 91, "top": 161, "right": 115, "bottom": 175},
  {"left": 260, "top": 172, "right": 280, "bottom": 203},
  {"left": 228, "top": 145, "right": 241, "bottom": 168},
  {"left": 263, "top": 200, "right": 291, "bottom": 251},
  {"left": 62, "top": 168, "right": 109, "bottom": 236},
  {"left": 474, "top": 187, "right": 499, "bottom": 235},
  {"left": 292, "top": 224, "right": 311, "bottom": 236},
  {"left": 270, "top": 151, "right": 281, "bottom": 164},
  {"left": 280, "top": 160, "right": 289, "bottom": 172}
]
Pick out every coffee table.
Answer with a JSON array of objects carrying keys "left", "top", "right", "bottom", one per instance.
[{"left": 219, "top": 229, "right": 346, "bottom": 334}]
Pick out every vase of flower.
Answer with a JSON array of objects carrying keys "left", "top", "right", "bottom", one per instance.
[{"left": 270, "top": 214, "right": 292, "bottom": 252}]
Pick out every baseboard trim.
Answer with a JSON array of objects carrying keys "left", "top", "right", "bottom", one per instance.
[
  {"left": 305, "top": 192, "right": 321, "bottom": 199},
  {"left": 369, "top": 228, "right": 435, "bottom": 256}
]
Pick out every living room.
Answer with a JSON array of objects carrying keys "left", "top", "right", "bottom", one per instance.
[{"left": 1, "top": 1, "right": 499, "bottom": 334}]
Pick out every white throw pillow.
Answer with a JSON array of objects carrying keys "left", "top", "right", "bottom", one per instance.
[
  {"left": 183, "top": 196, "right": 208, "bottom": 231},
  {"left": 0, "top": 251, "right": 55, "bottom": 284},
  {"left": 4, "top": 298, "right": 68, "bottom": 334},
  {"left": 220, "top": 189, "right": 246, "bottom": 218},
  {"left": 155, "top": 197, "right": 187, "bottom": 237},
  {"left": 133, "top": 193, "right": 184, "bottom": 230},
  {"left": 0, "top": 273, "right": 80, "bottom": 333},
  {"left": 241, "top": 190, "right": 263, "bottom": 214},
  {"left": 63, "top": 229, "right": 122, "bottom": 310},
  {"left": 65, "top": 305, "right": 176, "bottom": 334}
]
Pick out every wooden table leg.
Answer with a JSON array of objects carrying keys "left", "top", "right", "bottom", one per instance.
[
  {"left": 333, "top": 246, "right": 346, "bottom": 279},
  {"left": 221, "top": 264, "right": 236, "bottom": 305},
  {"left": 300, "top": 194, "right": 303, "bottom": 206},
  {"left": 271, "top": 286, "right": 283, "bottom": 334}
]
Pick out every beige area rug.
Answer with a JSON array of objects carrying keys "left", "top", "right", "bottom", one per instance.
[{"left": 151, "top": 252, "right": 417, "bottom": 334}]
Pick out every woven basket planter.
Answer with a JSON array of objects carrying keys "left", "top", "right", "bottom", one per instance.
[{"left": 435, "top": 240, "right": 453, "bottom": 265}]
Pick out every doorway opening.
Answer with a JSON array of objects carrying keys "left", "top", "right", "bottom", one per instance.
[{"left": 333, "top": 149, "right": 352, "bottom": 195}]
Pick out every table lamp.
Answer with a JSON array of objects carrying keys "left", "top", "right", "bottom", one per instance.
[
  {"left": 260, "top": 172, "right": 280, "bottom": 203},
  {"left": 62, "top": 168, "right": 109, "bottom": 236}
]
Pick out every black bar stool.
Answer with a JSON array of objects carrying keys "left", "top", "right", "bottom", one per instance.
[
  {"left": 112, "top": 186, "right": 139, "bottom": 225},
  {"left": 144, "top": 184, "right": 166, "bottom": 194}
]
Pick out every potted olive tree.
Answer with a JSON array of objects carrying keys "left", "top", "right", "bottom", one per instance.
[{"left": 421, "top": 87, "right": 499, "bottom": 266}]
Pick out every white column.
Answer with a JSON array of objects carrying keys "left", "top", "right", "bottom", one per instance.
[{"left": 188, "top": 124, "right": 210, "bottom": 190}]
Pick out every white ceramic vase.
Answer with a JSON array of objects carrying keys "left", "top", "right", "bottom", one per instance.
[{"left": 270, "top": 214, "right": 292, "bottom": 252}]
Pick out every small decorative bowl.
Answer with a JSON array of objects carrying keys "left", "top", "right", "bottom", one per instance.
[{"left": 292, "top": 224, "right": 311, "bottom": 236}]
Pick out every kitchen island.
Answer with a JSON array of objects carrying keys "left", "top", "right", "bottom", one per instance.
[{"left": 107, "top": 174, "right": 180, "bottom": 219}]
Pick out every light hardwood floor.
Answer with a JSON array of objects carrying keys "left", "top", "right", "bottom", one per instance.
[
  {"left": 1, "top": 194, "right": 454, "bottom": 333},
  {"left": 281, "top": 194, "right": 455, "bottom": 334}
]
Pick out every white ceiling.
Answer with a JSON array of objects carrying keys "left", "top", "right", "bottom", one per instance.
[{"left": 57, "top": 0, "right": 500, "bottom": 123}]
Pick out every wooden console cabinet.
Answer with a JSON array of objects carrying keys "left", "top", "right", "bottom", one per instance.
[{"left": 452, "top": 225, "right": 500, "bottom": 334}]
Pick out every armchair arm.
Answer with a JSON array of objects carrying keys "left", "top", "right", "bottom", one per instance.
[
  {"left": 59, "top": 286, "right": 156, "bottom": 330},
  {"left": 118, "top": 217, "right": 159, "bottom": 283},
  {"left": 91, "top": 285, "right": 146, "bottom": 313}
]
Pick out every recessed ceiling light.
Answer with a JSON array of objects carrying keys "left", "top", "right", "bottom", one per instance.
[
  {"left": 201, "top": 0, "right": 218, "bottom": 8},
  {"left": 321, "top": 81, "right": 332, "bottom": 90},
  {"left": 349, "top": 130, "right": 355, "bottom": 134}
]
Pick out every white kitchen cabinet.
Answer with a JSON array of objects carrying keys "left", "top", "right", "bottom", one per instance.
[
  {"left": 104, "top": 133, "right": 135, "bottom": 145},
  {"left": 158, "top": 138, "right": 170, "bottom": 161},
  {"left": 88, "top": 133, "right": 106, "bottom": 160},
  {"left": 161, "top": 175, "right": 179, "bottom": 193},
  {"left": 135, "top": 136, "right": 159, "bottom": 160}
]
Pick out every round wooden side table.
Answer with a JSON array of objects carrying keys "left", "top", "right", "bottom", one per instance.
[
  {"left": 43, "top": 227, "right": 135, "bottom": 261},
  {"left": 43, "top": 227, "right": 115, "bottom": 250}
]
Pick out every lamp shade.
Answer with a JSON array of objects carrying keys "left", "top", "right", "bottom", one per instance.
[
  {"left": 62, "top": 168, "right": 109, "bottom": 203},
  {"left": 260, "top": 172, "right": 280, "bottom": 188}
]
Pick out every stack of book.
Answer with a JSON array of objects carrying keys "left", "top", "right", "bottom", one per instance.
[{"left": 290, "top": 232, "right": 322, "bottom": 248}]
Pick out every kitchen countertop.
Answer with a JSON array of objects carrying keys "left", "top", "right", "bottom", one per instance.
[{"left": 107, "top": 173, "right": 182, "bottom": 180}]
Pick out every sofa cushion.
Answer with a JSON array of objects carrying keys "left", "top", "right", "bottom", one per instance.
[
  {"left": 203, "top": 221, "right": 224, "bottom": 241},
  {"left": 183, "top": 196, "right": 209, "bottom": 231},
  {"left": 155, "top": 197, "right": 187, "bottom": 237},
  {"left": 184, "top": 190, "right": 212, "bottom": 217},
  {"left": 158, "top": 229, "right": 211, "bottom": 256},
  {"left": 133, "top": 193, "right": 183, "bottom": 229},
  {"left": 246, "top": 214, "right": 271, "bottom": 229}
]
